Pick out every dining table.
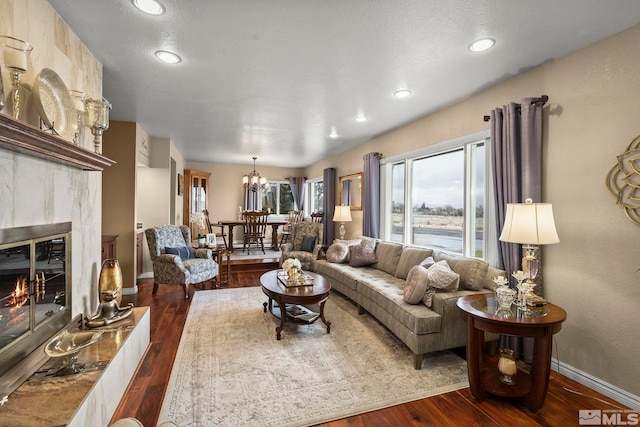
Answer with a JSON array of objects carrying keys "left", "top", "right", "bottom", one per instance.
[{"left": 218, "top": 218, "right": 288, "bottom": 252}]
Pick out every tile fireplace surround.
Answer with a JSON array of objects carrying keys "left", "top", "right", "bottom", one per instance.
[{"left": 0, "top": 111, "right": 147, "bottom": 424}]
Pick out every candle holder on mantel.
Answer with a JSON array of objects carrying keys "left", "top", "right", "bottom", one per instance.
[
  {"left": 85, "top": 97, "right": 111, "bottom": 154},
  {"left": 69, "top": 90, "right": 87, "bottom": 145},
  {"left": 0, "top": 35, "right": 33, "bottom": 120}
]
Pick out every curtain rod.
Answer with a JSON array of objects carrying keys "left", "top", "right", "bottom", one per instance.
[{"left": 483, "top": 95, "right": 548, "bottom": 122}]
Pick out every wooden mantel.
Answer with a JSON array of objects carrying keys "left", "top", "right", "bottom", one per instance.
[{"left": 0, "top": 112, "right": 115, "bottom": 171}]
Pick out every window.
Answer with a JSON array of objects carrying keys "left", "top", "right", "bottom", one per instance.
[
  {"left": 261, "top": 181, "right": 295, "bottom": 215},
  {"left": 381, "top": 131, "right": 491, "bottom": 260},
  {"left": 305, "top": 178, "right": 324, "bottom": 216}
]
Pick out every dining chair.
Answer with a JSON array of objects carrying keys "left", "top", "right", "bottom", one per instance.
[
  {"left": 243, "top": 211, "right": 270, "bottom": 255},
  {"left": 203, "top": 209, "right": 228, "bottom": 250},
  {"left": 310, "top": 211, "right": 324, "bottom": 223},
  {"left": 279, "top": 210, "right": 303, "bottom": 246}
]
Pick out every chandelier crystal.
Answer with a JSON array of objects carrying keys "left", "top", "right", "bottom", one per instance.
[{"left": 243, "top": 157, "right": 268, "bottom": 192}]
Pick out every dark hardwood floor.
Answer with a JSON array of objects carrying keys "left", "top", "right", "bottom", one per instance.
[{"left": 113, "top": 263, "right": 629, "bottom": 426}]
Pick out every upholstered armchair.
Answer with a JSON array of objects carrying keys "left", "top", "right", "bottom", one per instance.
[
  {"left": 279, "top": 221, "right": 323, "bottom": 271},
  {"left": 145, "top": 225, "right": 218, "bottom": 299}
]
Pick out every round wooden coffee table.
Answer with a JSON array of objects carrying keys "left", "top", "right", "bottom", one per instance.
[{"left": 260, "top": 269, "right": 331, "bottom": 340}]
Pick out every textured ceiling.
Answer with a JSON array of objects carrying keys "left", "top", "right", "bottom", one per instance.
[{"left": 47, "top": 0, "right": 640, "bottom": 167}]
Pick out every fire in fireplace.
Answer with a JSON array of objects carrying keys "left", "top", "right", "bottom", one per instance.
[{"left": 0, "top": 223, "right": 71, "bottom": 389}]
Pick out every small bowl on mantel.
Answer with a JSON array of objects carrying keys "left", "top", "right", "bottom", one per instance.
[{"left": 44, "top": 329, "right": 102, "bottom": 376}]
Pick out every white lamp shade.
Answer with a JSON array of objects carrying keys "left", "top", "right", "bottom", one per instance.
[
  {"left": 333, "top": 205, "right": 352, "bottom": 222},
  {"left": 499, "top": 201, "right": 559, "bottom": 245}
]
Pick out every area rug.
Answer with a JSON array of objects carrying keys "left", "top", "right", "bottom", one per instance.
[{"left": 158, "top": 287, "right": 469, "bottom": 427}]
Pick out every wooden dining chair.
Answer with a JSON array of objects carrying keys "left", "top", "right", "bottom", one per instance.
[
  {"left": 310, "top": 211, "right": 324, "bottom": 223},
  {"left": 279, "top": 210, "right": 303, "bottom": 246},
  {"left": 243, "top": 211, "right": 270, "bottom": 255},
  {"left": 203, "top": 209, "right": 228, "bottom": 250}
]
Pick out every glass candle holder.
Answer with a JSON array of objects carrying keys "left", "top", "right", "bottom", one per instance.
[
  {"left": 498, "top": 348, "right": 517, "bottom": 385},
  {"left": 495, "top": 285, "right": 517, "bottom": 310},
  {"left": 85, "top": 97, "right": 112, "bottom": 153},
  {"left": 69, "top": 90, "right": 87, "bottom": 145},
  {"left": 0, "top": 36, "right": 33, "bottom": 120}
]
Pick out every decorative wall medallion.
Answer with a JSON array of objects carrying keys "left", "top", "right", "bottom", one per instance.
[{"left": 606, "top": 134, "right": 640, "bottom": 225}]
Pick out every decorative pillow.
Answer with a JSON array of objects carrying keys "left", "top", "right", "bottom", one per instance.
[
  {"left": 432, "top": 250, "right": 489, "bottom": 290},
  {"left": 335, "top": 238, "right": 362, "bottom": 262},
  {"left": 349, "top": 240, "right": 377, "bottom": 267},
  {"left": 164, "top": 246, "right": 193, "bottom": 260},
  {"left": 301, "top": 235, "right": 317, "bottom": 252},
  {"left": 403, "top": 265, "right": 429, "bottom": 304},
  {"left": 419, "top": 256, "right": 436, "bottom": 268},
  {"left": 326, "top": 242, "right": 349, "bottom": 263},
  {"left": 422, "top": 260, "right": 460, "bottom": 307}
]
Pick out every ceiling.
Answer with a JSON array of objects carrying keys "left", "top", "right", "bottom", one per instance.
[{"left": 47, "top": 0, "right": 640, "bottom": 168}]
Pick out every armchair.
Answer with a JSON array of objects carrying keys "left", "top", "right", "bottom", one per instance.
[
  {"left": 279, "top": 221, "right": 323, "bottom": 271},
  {"left": 145, "top": 225, "right": 218, "bottom": 299}
]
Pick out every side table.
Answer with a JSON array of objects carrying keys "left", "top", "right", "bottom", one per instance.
[{"left": 456, "top": 294, "right": 566, "bottom": 411}]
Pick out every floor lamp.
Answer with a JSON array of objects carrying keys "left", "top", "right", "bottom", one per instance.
[{"left": 333, "top": 205, "right": 352, "bottom": 240}]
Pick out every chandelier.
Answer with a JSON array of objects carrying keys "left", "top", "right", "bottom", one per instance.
[{"left": 243, "top": 157, "right": 268, "bottom": 192}]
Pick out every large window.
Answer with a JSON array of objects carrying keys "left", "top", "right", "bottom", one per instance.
[
  {"left": 262, "top": 181, "right": 295, "bottom": 215},
  {"left": 382, "top": 131, "right": 491, "bottom": 259}
]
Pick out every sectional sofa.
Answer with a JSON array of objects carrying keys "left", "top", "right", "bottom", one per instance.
[{"left": 313, "top": 239, "right": 506, "bottom": 369}]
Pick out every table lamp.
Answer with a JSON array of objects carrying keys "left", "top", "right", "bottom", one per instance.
[
  {"left": 333, "top": 205, "right": 352, "bottom": 240},
  {"left": 499, "top": 198, "right": 559, "bottom": 285}
]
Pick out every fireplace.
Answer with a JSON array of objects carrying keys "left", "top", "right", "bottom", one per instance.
[{"left": 0, "top": 222, "right": 72, "bottom": 395}]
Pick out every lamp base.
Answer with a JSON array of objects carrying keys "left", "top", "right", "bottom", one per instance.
[{"left": 338, "top": 222, "right": 346, "bottom": 240}]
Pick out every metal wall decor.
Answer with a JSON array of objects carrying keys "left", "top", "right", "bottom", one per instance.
[{"left": 606, "top": 133, "right": 640, "bottom": 225}]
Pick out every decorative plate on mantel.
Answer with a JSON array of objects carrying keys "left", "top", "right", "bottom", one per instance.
[{"left": 32, "top": 68, "right": 77, "bottom": 142}]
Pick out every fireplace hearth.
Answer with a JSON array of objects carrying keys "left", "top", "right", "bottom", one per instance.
[{"left": 0, "top": 222, "right": 72, "bottom": 398}]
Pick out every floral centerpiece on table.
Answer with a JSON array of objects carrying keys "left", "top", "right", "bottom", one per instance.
[{"left": 282, "top": 258, "right": 302, "bottom": 279}]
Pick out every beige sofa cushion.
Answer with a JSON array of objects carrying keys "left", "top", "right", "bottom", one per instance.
[
  {"left": 373, "top": 241, "right": 404, "bottom": 275},
  {"left": 394, "top": 246, "right": 434, "bottom": 279},
  {"left": 432, "top": 250, "right": 489, "bottom": 291}
]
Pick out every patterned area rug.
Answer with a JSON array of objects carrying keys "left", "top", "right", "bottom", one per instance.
[{"left": 158, "top": 287, "right": 469, "bottom": 427}]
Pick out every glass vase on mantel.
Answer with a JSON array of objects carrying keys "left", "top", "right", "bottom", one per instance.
[{"left": 98, "top": 258, "right": 123, "bottom": 306}]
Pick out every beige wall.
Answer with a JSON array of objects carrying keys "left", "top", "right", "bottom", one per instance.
[
  {"left": 0, "top": 0, "right": 104, "bottom": 316},
  {"left": 306, "top": 25, "right": 640, "bottom": 400},
  {"left": 102, "top": 121, "right": 140, "bottom": 289}
]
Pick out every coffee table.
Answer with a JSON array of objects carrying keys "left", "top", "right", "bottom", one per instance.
[{"left": 260, "top": 269, "right": 331, "bottom": 340}]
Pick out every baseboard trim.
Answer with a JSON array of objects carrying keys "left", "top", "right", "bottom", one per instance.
[
  {"left": 122, "top": 285, "right": 138, "bottom": 295},
  {"left": 551, "top": 358, "right": 640, "bottom": 411}
]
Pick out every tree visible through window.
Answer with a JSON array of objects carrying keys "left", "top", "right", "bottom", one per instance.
[{"left": 262, "top": 182, "right": 295, "bottom": 215}]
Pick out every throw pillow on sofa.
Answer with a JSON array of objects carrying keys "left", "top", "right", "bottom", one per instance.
[
  {"left": 326, "top": 242, "right": 349, "bottom": 263},
  {"left": 403, "top": 265, "right": 429, "bottom": 304},
  {"left": 335, "top": 238, "right": 362, "bottom": 262},
  {"left": 349, "top": 238, "right": 377, "bottom": 267},
  {"left": 422, "top": 260, "right": 460, "bottom": 307}
]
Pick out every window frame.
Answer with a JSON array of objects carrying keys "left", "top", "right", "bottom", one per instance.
[
  {"left": 262, "top": 180, "right": 295, "bottom": 216},
  {"left": 304, "top": 176, "right": 324, "bottom": 217},
  {"left": 380, "top": 129, "right": 497, "bottom": 263}
]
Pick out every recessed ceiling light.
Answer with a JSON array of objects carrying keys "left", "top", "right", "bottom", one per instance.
[
  {"left": 394, "top": 89, "right": 412, "bottom": 98},
  {"left": 132, "top": 0, "right": 165, "bottom": 15},
  {"left": 329, "top": 128, "right": 339, "bottom": 139},
  {"left": 155, "top": 50, "right": 181, "bottom": 64},
  {"left": 354, "top": 115, "right": 368, "bottom": 122},
  {"left": 469, "top": 38, "right": 495, "bottom": 52}
]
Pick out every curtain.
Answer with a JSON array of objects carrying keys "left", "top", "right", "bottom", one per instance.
[
  {"left": 362, "top": 152, "right": 382, "bottom": 238},
  {"left": 341, "top": 180, "right": 351, "bottom": 205},
  {"left": 490, "top": 96, "right": 545, "bottom": 363},
  {"left": 288, "top": 177, "right": 306, "bottom": 211},
  {"left": 244, "top": 187, "right": 260, "bottom": 211},
  {"left": 322, "top": 167, "right": 336, "bottom": 248}
]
